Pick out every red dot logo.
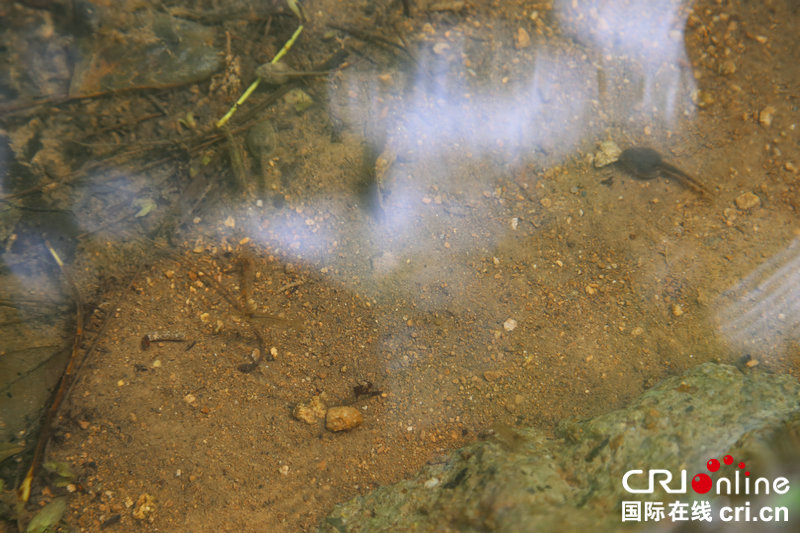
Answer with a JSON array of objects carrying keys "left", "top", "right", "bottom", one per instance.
[
  {"left": 723, "top": 455, "right": 733, "bottom": 465},
  {"left": 707, "top": 458, "right": 720, "bottom": 472},
  {"left": 692, "top": 473, "right": 713, "bottom": 494}
]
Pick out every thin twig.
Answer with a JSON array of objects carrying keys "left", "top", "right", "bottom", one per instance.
[{"left": 17, "top": 241, "right": 84, "bottom": 504}]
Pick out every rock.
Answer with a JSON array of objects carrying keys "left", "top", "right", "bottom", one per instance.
[
  {"left": 691, "top": 89, "right": 715, "bottom": 109},
  {"left": 759, "top": 105, "right": 776, "bottom": 127},
  {"left": 320, "top": 363, "right": 800, "bottom": 532},
  {"left": 132, "top": 493, "right": 155, "bottom": 520},
  {"left": 284, "top": 88, "right": 313, "bottom": 113},
  {"left": 735, "top": 191, "right": 760, "bottom": 210},
  {"left": 514, "top": 27, "right": 531, "bottom": 49},
  {"left": 70, "top": 11, "right": 222, "bottom": 97},
  {"left": 718, "top": 59, "right": 736, "bottom": 76},
  {"left": 483, "top": 370, "right": 504, "bottom": 382},
  {"left": 593, "top": 140, "right": 622, "bottom": 168},
  {"left": 325, "top": 406, "right": 363, "bottom": 432},
  {"left": 292, "top": 394, "right": 328, "bottom": 424}
]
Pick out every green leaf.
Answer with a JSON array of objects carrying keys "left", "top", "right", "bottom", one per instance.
[
  {"left": 284, "top": 88, "right": 313, "bottom": 113},
  {"left": 133, "top": 197, "right": 157, "bottom": 217},
  {"left": 0, "top": 441, "right": 25, "bottom": 463},
  {"left": 26, "top": 497, "right": 67, "bottom": 533},
  {"left": 42, "top": 461, "right": 74, "bottom": 480}
]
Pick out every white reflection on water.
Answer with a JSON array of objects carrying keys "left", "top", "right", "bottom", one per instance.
[
  {"left": 252, "top": 0, "right": 697, "bottom": 277},
  {"left": 392, "top": 47, "right": 595, "bottom": 158},
  {"left": 554, "top": 0, "right": 695, "bottom": 121},
  {"left": 716, "top": 240, "right": 800, "bottom": 354}
]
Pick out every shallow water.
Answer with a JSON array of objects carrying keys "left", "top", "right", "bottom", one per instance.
[{"left": 1, "top": 0, "right": 799, "bottom": 531}]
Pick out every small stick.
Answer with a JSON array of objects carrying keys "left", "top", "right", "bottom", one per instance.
[
  {"left": 141, "top": 332, "right": 188, "bottom": 350},
  {"left": 216, "top": 24, "right": 305, "bottom": 128},
  {"left": 276, "top": 280, "right": 304, "bottom": 293},
  {"left": 18, "top": 241, "right": 83, "bottom": 504}
]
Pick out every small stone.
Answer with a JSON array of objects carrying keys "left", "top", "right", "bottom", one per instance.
[
  {"left": 326, "top": 406, "right": 364, "bottom": 432},
  {"left": 132, "top": 494, "right": 155, "bottom": 520},
  {"left": 785, "top": 161, "right": 797, "bottom": 173},
  {"left": 503, "top": 318, "right": 517, "bottom": 331},
  {"left": 284, "top": 88, "right": 313, "bottom": 112},
  {"left": 672, "top": 303, "right": 684, "bottom": 317},
  {"left": 223, "top": 215, "right": 236, "bottom": 228},
  {"left": 540, "top": 197, "right": 552, "bottom": 208},
  {"left": 631, "top": 326, "right": 644, "bottom": 337},
  {"left": 483, "top": 370, "right": 504, "bottom": 382},
  {"left": 723, "top": 207, "right": 738, "bottom": 225},
  {"left": 432, "top": 42, "right": 450, "bottom": 55},
  {"left": 293, "top": 394, "right": 328, "bottom": 424},
  {"left": 759, "top": 106, "right": 776, "bottom": 127},
  {"left": 718, "top": 59, "right": 736, "bottom": 76},
  {"left": 514, "top": 27, "right": 531, "bottom": 49},
  {"left": 424, "top": 477, "right": 440, "bottom": 489},
  {"left": 585, "top": 285, "right": 597, "bottom": 295},
  {"left": 735, "top": 191, "right": 760, "bottom": 210},
  {"left": 594, "top": 140, "right": 622, "bottom": 168},
  {"left": 691, "top": 89, "right": 715, "bottom": 109}
]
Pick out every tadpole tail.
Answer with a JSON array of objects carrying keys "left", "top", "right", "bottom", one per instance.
[{"left": 660, "top": 162, "right": 711, "bottom": 197}]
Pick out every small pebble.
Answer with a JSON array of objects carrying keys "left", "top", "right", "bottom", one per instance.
[
  {"left": 735, "top": 191, "right": 760, "bottom": 210},
  {"left": 503, "top": 318, "right": 517, "bottom": 331},
  {"left": 432, "top": 42, "right": 450, "bottom": 55},
  {"left": 672, "top": 304, "right": 684, "bottom": 317},
  {"left": 424, "top": 477, "right": 440, "bottom": 489},
  {"left": 293, "top": 394, "right": 328, "bottom": 424},
  {"left": 483, "top": 370, "right": 503, "bottom": 382},
  {"left": 514, "top": 27, "right": 531, "bottom": 49},
  {"left": 759, "top": 106, "right": 776, "bottom": 127},
  {"left": 594, "top": 141, "right": 622, "bottom": 168},
  {"left": 692, "top": 89, "right": 715, "bottom": 108},
  {"left": 326, "top": 406, "right": 364, "bottom": 432},
  {"left": 718, "top": 59, "right": 736, "bottom": 76}
]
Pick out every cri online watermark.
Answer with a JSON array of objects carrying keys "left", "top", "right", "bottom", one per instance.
[{"left": 620, "top": 455, "right": 791, "bottom": 523}]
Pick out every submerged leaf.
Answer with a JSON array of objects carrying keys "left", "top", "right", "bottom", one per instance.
[{"left": 26, "top": 497, "right": 67, "bottom": 533}]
